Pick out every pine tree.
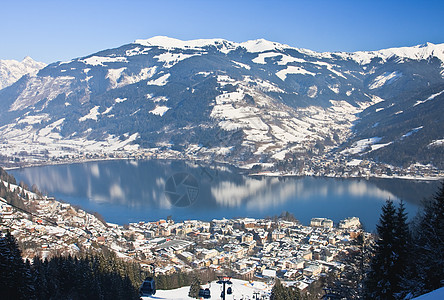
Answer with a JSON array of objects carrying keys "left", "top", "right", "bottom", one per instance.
[
  {"left": 0, "top": 231, "right": 35, "bottom": 299},
  {"left": 23, "top": 259, "right": 35, "bottom": 298},
  {"left": 393, "top": 200, "right": 411, "bottom": 298},
  {"left": 413, "top": 181, "right": 444, "bottom": 294},
  {"left": 188, "top": 274, "right": 202, "bottom": 298},
  {"left": 270, "top": 278, "right": 299, "bottom": 300},
  {"left": 32, "top": 257, "right": 47, "bottom": 299},
  {"left": 365, "top": 200, "right": 398, "bottom": 299}
]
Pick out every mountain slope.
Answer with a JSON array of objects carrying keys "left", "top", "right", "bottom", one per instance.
[
  {"left": 0, "top": 37, "right": 443, "bottom": 173},
  {"left": 341, "top": 84, "right": 444, "bottom": 169}
]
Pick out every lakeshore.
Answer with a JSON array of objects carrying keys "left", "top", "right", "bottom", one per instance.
[{"left": 9, "top": 159, "right": 440, "bottom": 232}]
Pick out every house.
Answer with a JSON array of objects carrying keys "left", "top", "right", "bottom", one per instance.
[
  {"left": 242, "top": 233, "right": 254, "bottom": 243},
  {"left": 262, "top": 268, "right": 277, "bottom": 278},
  {"left": 191, "top": 259, "right": 205, "bottom": 268},
  {"left": 310, "top": 218, "right": 333, "bottom": 229},
  {"left": 198, "top": 249, "right": 218, "bottom": 260},
  {"left": 237, "top": 267, "right": 255, "bottom": 280},
  {"left": 339, "top": 217, "right": 361, "bottom": 229},
  {"left": 302, "top": 250, "right": 312, "bottom": 260},
  {"left": 235, "top": 260, "right": 247, "bottom": 270},
  {"left": 303, "top": 264, "right": 322, "bottom": 277},
  {"left": 177, "top": 251, "right": 193, "bottom": 262},
  {"left": 271, "top": 230, "right": 286, "bottom": 241}
]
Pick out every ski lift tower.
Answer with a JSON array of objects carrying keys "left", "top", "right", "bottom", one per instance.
[{"left": 216, "top": 276, "right": 233, "bottom": 300}]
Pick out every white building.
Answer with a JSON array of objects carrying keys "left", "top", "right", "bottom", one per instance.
[
  {"left": 310, "top": 218, "right": 333, "bottom": 229},
  {"left": 339, "top": 217, "right": 361, "bottom": 229}
]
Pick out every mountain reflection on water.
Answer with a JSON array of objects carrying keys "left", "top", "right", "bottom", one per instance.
[{"left": 10, "top": 159, "right": 440, "bottom": 231}]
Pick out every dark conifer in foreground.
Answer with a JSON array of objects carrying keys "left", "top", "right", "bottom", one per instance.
[
  {"left": 392, "top": 200, "right": 411, "bottom": 298},
  {"left": 413, "top": 181, "right": 444, "bottom": 295},
  {"left": 188, "top": 274, "right": 202, "bottom": 298},
  {"left": 365, "top": 199, "right": 410, "bottom": 299},
  {"left": 0, "top": 231, "right": 34, "bottom": 299},
  {"left": 270, "top": 278, "right": 300, "bottom": 300},
  {"left": 0, "top": 231, "right": 145, "bottom": 299}
]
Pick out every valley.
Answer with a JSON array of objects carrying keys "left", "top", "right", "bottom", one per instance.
[{"left": 1, "top": 37, "right": 443, "bottom": 179}]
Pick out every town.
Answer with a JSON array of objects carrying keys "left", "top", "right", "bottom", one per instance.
[
  {"left": 1, "top": 145, "right": 443, "bottom": 180},
  {"left": 1, "top": 177, "right": 370, "bottom": 297}
]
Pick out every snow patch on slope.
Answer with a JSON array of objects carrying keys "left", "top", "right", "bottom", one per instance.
[
  {"left": 154, "top": 52, "right": 203, "bottom": 68},
  {"left": 311, "top": 61, "right": 347, "bottom": 79},
  {"left": 414, "top": 89, "right": 444, "bottom": 106},
  {"left": 10, "top": 76, "right": 75, "bottom": 111},
  {"left": 115, "top": 67, "right": 157, "bottom": 88},
  {"left": 149, "top": 105, "right": 170, "bottom": 116},
  {"left": 147, "top": 74, "right": 170, "bottom": 86},
  {"left": 79, "top": 106, "right": 100, "bottom": 122},
  {"left": 369, "top": 71, "right": 401, "bottom": 89},
  {"left": 115, "top": 97, "right": 127, "bottom": 103},
  {"left": 428, "top": 139, "right": 444, "bottom": 147},
  {"left": 243, "top": 76, "right": 284, "bottom": 93},
  {"left": 106, "top": 68, "right": 126, "bottom": 88},
  {"left": 342, "top": 137, "right": 384, "bottom": 155},
  {"left": 232, "top": 61, "right": 251, "bottom": 70},
  {"left": 276, "top": 66, "right": 316, "bottom": 81},
  {"left": 81, "top": 56, "right": 127, "bottom": 66},
  {"left": 401, "top": 126, "right": 423, "bottom": 139},
  {"left": 17, "top": 114, "right": 50, "bottom": 125},
  {"left": 253, "top": 52, "right": 306, "bottom": 65},
  {"left": 252, "top": 52, "right": 281, "bottom": 64},
  {"left": 125, "top": 46, "right": 151, "bottom": 56}
]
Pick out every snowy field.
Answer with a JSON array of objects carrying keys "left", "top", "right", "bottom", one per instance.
[{"left": 142, "top": 279, "right": 272, "bottom": 300}]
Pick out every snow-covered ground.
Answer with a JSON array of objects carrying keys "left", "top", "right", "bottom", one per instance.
[
  {"left": 368, "top": 71, "right": 401, "bottom": 89},
  {"left": 207, "top": 75, "right": 373, "bottom": 163},
  {"left": 134, "top": 36, "right": 444, "bottom": 67},
  {"left": 141, "top": 279, "right": 272, "bottom": 300}
]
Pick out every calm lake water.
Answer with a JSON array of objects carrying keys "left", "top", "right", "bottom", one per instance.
[{"left": 10, "top": 159, "right": 441, "bottom": 231}]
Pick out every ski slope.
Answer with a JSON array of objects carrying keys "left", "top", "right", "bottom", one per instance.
[{"left": 141, "top": 279, "right": 272, "bottom": 300}]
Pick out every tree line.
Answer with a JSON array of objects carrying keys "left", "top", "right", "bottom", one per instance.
[
  {"left": 0, "top": 232, "right": 145, "bottom": 299},
  {"left": 364, "top": 181, "right": 444, "bottom": 299},
  {"left": 0, "top": 229, "right": 218, "bottom": 300}
]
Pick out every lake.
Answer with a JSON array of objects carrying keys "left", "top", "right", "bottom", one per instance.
[{"left": 10, "top": 159, "right": 441, "bottom": 231}]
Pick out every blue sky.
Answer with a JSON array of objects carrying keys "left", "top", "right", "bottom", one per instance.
[{"left": 1, "top": 0, "right": 443, "bottom": 63}]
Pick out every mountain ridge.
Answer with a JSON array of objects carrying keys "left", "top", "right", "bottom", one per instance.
[
  {"left": 134, "top": 36, "right": 444, "bottom": 65},
  {"left": 0, "top": 37, "right": 443, "bottom": 176}
]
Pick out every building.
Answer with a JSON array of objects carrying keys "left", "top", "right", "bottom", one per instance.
[
  {"left": 310, "top": 218, "right": 333, "bottom": 229},
  {"left": 339, "top": 217, "right": 361, "bottom": 229},
  {"left": 271, "top": 230, "right": 286, "bottom": 241},
  {"left": 303, "top": 264, "right": 322, "bottom": 276}
]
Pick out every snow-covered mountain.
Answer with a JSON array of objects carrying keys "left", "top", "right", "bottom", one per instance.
[
  {"left": 0, "top": 36, "right": 443, "bottom": 171},
  {"left": 0, "top": 56, "right": 46, "bottom": 90}
]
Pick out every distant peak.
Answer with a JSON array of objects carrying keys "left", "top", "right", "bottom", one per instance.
[
  {"left": 134, "top": 36, "right": 230, "bottom": 50},
  {"left": 419, "top": 42, "right": 435, "bottom": 48},
  {"left": 20, "top": 56, "right": 46, "bottom": 68},
  {"left": 22, "top": 56, "right": 34, "bottom": 62},
  {"left": 134, "top": 36, "right": 293, "bottom": 54},
  {"left": 137, "top": 36, "right": 183, "bottom": 46},
  {"left": 239, "top": 38, "right": 290, "bottom": 53}
]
